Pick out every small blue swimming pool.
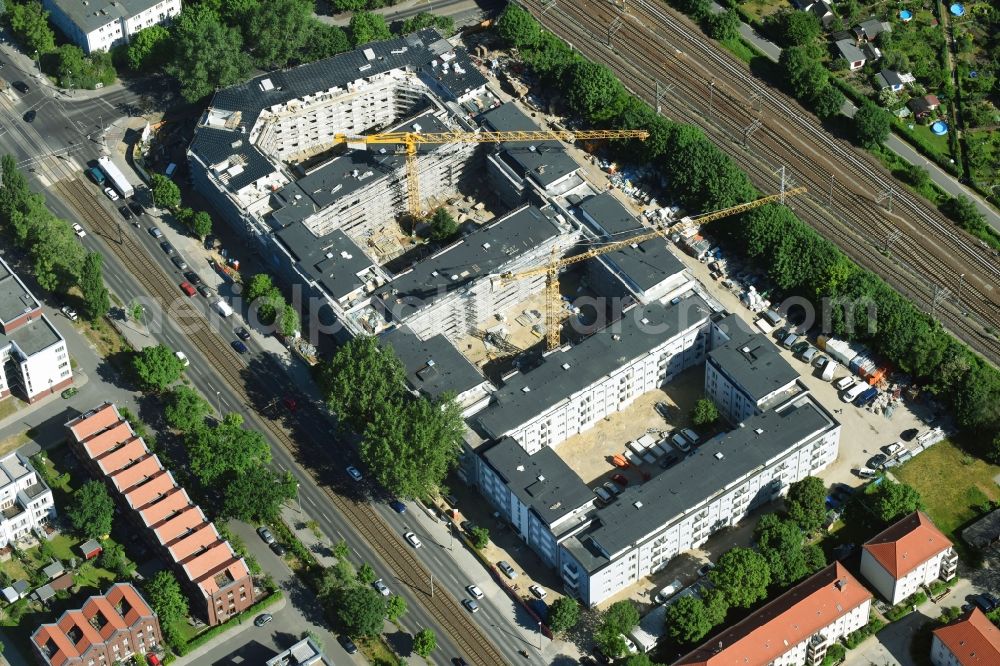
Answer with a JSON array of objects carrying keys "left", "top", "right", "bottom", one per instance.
[
  {"left": 949, "top": 3, "right": 965, "bottom": 16},
  {"left": 899, "top": 9, "right": 913, "bottom": 20},
  {"left": 931, "top": 120, "right": 949, "bottom": 135}
]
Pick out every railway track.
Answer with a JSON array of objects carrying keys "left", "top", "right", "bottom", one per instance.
[
  {"left": 521, "top": 0, "right": 1000, "bottom": 363},
  {"left": 54, "top": 176, "right": 508, "bottom": 665}
]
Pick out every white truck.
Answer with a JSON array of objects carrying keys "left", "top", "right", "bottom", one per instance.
[
  {"left": 97, "top": 156, "right": 134, "bottom": 199},
  {"left": 822, "top": 360, "right": 839, "bottom": 382},
  {"left": 212, "top": 299, "right": 233, "bottom": 318}
]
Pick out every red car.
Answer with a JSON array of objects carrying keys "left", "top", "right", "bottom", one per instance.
[
  {"left": 179, "top": 281, "right": 196, "bottom": 297},
  {"left": 612, "top": 473, "right": 629, "bottom": 487}
]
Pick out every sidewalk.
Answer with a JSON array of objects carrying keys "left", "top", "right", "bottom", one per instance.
[{"left": 168, "top": 594, "right": 289, "bottom": 666}]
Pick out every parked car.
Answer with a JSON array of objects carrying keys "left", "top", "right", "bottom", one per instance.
[
  {"left": 866, "top": 454, "right": 888, "bottom": 469},
  {"left": 659, "top": 451, "right": 683, "bottom": 469},
  {"left": 604, "top": 481, "right": 623, "bottom": 496},
  {"left": 12, "top": 80, "right": 29, "bottom": 94},
  {"left": 346, "top": 466, "right": 362, "bottom": 481},
  {"left": 842, "top": 382, "right": 867, "bottom": 402},
  {"left": 405, "top": 532, "right": 422, "bottom": 549},
  {"left": 118, "top": 205, "right": 133, "bottom": 220},
  {"left": 257, "top": 526, "right": 275, "bottom": 545},
  {"left": 856, "top": 467, "right": 877, "bottom": 478},
  {"left": 970, "top": 594, "right": 998, "bottom": 613},
  {"left": 654, "top": 579, "right": 683, "bottom": 604},
  {"left": 529, "top": 584, "right": 547, "bottom": 599},
  {"left": 655, "top": 401, "right": 671, "bottom": 419},
  {"left": 790, "top": 340, "right": 810, "bottom": 355},
  {"left": 800, "top": 346, "right": 819, "bottom": 364},
  {"left": 235, "top": 326, "right": 251, "bottom": 341},
  {"left": 882, "top": 442, "right": 903, "bottom": 456},
  {"left": 373, "top": 579, "right": 390, "bottom": 597},
  {"left": 150, "top": 227, "right": 164, "bottom": 238},
  {"left": 60, "top": 305, "right": 79, "bottom": 321},
  {"left": 782, "top": 332, "right": 799, "bottom": 348},
  {"left": 697, "top": 562, "right": 715, "bottom": 578},
  {"left": 184, "top": 272, "right": 202, "bottom": 286},
  {"left": 497, "top": 561, "right": 517, "bottom": 579},
  {"left": 338, "top": 636, "right": 358, "bottom": 655},
  {"left": 389, "top": 499, "right": 407, "bottom": 514},
  {"left": 104, "top": 187, "right": 119, "bottom": 201},
  {"left": 72, "top": 223, "right": 86, "bottom": 237},
  {"left": 179, "top": 281, "right": 196, "bottom": 297},
  {"left": 175, "top": 351, "right": 189, "bottom": 367},
  {"left": 813, "top": 354, "right": 829, "bottom": 368},
  {"left": 253, "top": 614, "right": 272, "bottom": 627},
  {"left": 834, "top": 376, "right": 855, "bottom": 390},
  {"left": 594, "top": 486, "right": 613, "bottom": 502},
  {"left": 670, "top": 432, "right": 691, "bottom": 452},
  {"left": 23, "top": 109, "right": 35, "bottom": 123},
  {"left": 611, "top": 473, "right": 629, "bottom": 487},
  {"left": 160, "top": 241, "right": 175, "bottom": 254},
  {"left": 170, "top": 256, "right": 188, "bottom": 270},
  {"left": 197, "top": 285, "right": 214, "bottom": 299},
  {"left": 462, "top": 598, "right": 480, "bottom": 613},
  {"left": 466, "top": 584, "right": 484, "bottom": 599},
  {"left": 681, "top": 428, "right": 700, "bottom": 445},
  {"left": 231, "top": 339, "right": 248, "bottom": 353},
  {"left": 269, "top": 542, "right": 285, "bottom": 556}
]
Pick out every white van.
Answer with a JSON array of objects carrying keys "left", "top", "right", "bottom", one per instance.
[
  {"left": 835, "top": 376, "right": 855, "bottom": 391},
  {"left": 843, "top": 382, "right": 868, "bottom": 403}
]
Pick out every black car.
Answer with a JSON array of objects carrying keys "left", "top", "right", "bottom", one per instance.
[
  {"left": 23, "top": 109, "right": 35, "bottom": 123},
  {"left": 170, "top": 255, "right": 188, "bottom": 270},
  {"left": 269, "top": 542, "right": 285, "bottom": 556},
  {"left": 338, "top": 635, "right": 358, "bottom": 655},
  {"left": 900, "top": 428, "right": 919, "bottom": 442},
  {"left": 118, "top": 205, "right": 133, "bottom": 220},
  {"left": 12, "top": 81, "right": 29, "bottom": 94},
  {"left": 231, "top": 340, "right": 249, "bottom": 354},
  {"left": 866, "top": 453, "right": 888, "bottom": 469},
  {"left": 128, "top": 201, "right": 145, "bottom": 217},
  {"left": 160, "top": 241, "right": 175, "bottom": 255},
  {"left": 184, "top": 272, "right": 202, "bottom": 286},
  {"left": 235, "top": 326, "right": 251, "bottom": 341},
  {"left": 972, "top": 594, "right": 999, "bottom": 613}
]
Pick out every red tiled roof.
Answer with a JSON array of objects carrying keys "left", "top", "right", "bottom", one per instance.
[
  {"left": 167, "top": 523, "right": 218, "bottom": 562},
  {"left": 183, "top": 542, "right": 251, "bottom": 596},
  {"left": 95, "top": 439, "right": 148, "bottom": 476},
  {"left": 123, "top": 470, "right": 177, "bottom": 510},
  {"left": 109, "top": 454, "right": 164, "bottom": 493},
  {"left": 863, "top": 511, "right": 952, "bottom": 578},
  {"left": 67, "top": 403, "right": 121, "bottom": 442},
  {"left": 934, "top": 608, "right": 1000, "bottom": 665},
  {"left": 674, "top": 563, "right": 872, "bottom": 666},
  {"left": 153, "top": 505, "right": 206, "bottom": 545},
  {"left": 79, "top": 422, "right": 133, "bottom": 460},
  {"left": 138, "top": 487, "right": 191, "bottom": 527}
]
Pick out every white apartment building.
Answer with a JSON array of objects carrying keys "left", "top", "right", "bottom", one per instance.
[
  {"left": 931, "top": 608, "right": 1000, "bottom": 666},
  {"left": 0, "top": 452, "right": 56, "bottom": 548},
  {"left": 0, "top": 257, "right": 73, "bottom": 404},
  {"left": 861, "top": 511, "right": 958, "bottom": 605},
  {"left": 42, "top": 0, "right": 181, "bottom": 54},
  {"left": 705, "top": 314, "right": 799, "bottom": 424},
  {"left": 472, "top": 295, "right": 714, "bottom": 454},
  {"left": 674, "top": 563, "right": 872, "bottom": 666},
  {"left": 560, "top": 391, "right": 840, "bottom": 606}
]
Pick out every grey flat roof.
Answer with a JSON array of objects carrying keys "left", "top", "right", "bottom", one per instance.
[
  {"left": 380, "top": 326, "right": 486, "bottom": 401},
  {"left": 0, "top": 258, "right": 39, "bottom": 327},
  {"left": 474, "top": 295, "right": 712, "bottom": 439},
  {"left": 419, "top": 49, "right": 489, "bottom": 100},
  {"left": 836, "top": 39, "right": 866, "bottom": 61},
  {"left": 582, "top": 394, "right": 835, "bottom": 561},
  {"left": 6, "top": 315, "right": 63, "bottom": 357},
  {"left": 480, "top": 103, "right": 580, "bottom": 187},
  {"left": 0, "top": 453, "right": 29, "bottom": 481},
  {"left": 189, "top": 125, "right": 277, "bottom": 194},
  {"left": 275, "top": 225, "right": 372, "bottom": 301},
  {"left": 47, "top": 0, "right": 160, "bottom": 33},
  {"left": 576, "top": 193, "right": 685, "bottom": 293},
  {"left": 373, "top": 205, "right": 563, "bottom": 322},
  {"left": 708, "top": 314, "right": 798, "bottom": 401},
  {"left": 483, "top": 437, "right": 594, "bottom": 526}
]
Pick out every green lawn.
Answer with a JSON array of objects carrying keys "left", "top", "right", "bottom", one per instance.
[
  {"left": 895, "top": 439, "right": 1000, "bottom": 538},
  {"left": 169, "top": 616, "right": 204, "bottom": 644}
]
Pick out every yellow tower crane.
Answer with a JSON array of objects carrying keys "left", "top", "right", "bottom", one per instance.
[
  {"left": 496, "top": 187, "right": 808, "bottom": 351},
  {"left": 331, "top": 129, "right": 651, "bottom": 219}
]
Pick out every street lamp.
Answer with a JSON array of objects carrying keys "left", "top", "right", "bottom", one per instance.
[{"left": 538, "top": 621, "right": 542, "bottom": 650}]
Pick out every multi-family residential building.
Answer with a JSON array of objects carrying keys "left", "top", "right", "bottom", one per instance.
[
  {"left": 705, "top": 313, "right": 799, "bottom": 424},
  {"left": 674, "top": 562, "right": 872, "bottom": 666},
  {"left": 559, "top": 391, "right": 840, "bottom": 605},
  {"left": 0, "top": 452, "right": 56, "bottom": 548},
  {"left": 31, "top": 583, "right": 162, "bottom": 666},
  {"left": 0, "top": 256, "right": 73, "bottom": 403},
  {"left": 931, "top": 607, "right": 1000, "bottom": 666},
  {"left": 265, "top": 636, "right": 334, "bottom": 666},
  {"left": 66, "top": 403, "right": 254, "bottom": 625},
  {"left": 860, "top": 511, "right": 958, "bottom": 605},
  {"left": 471, "top": 295, "right": 714, "bottom": 454},
  {"left": 42, "top": 0, "right": 182, "bottom": 54}
]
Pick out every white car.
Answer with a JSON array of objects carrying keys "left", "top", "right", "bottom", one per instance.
[
  {"left": 175, "top": 351, "right": 189, "bottom": 367},
  {"left": 346, "top": 466, "right": 362, "bottom": 482},
  {"left": 834, "top": 376, "right": 855, "bottom": 391},
  {"left": 671, "top": 432, "right": 691, "bottom": 453},
  {"left": 681, "top": 428, "right": 700, "bottom": 445},
  {"left": 60, "top": 305, "right": 78, "bottom": 321},
  {"left": 466, "top": 584, "right": 484, "bottom": 599},
  {"left": 373, "top": 579, "right": 390, "bottom": 597},
  {"left": 884, "top": 442, "right": 903, "bottom": 456},
  {"left": 103, "top": 187, "right": 119, "bottom": 201},
  {"left": 528, "top": 584, "right": 547, "bottom": 599},
  {"left": 404, "top": 532, "right": 421, "bottom": 549},
  {"left": 72, "top": 223, "right": 86, "bottom": 238}
]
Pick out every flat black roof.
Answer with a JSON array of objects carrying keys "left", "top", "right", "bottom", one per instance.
[
  {"left": 575, "top": 192, "right": 685, "bottom": 294},
  {"left": 483, "top": 437, "right": 595, "bottom": 526},
  {"left": 708, "top": 314, "right": 798, "bottom": 401},
  {"left": 581, "top": 395, "right": 835, "bottom": 562},
  {"left": 474, "top": 295, "right": 713, "bottom": 439},
  {"left": 274, "top": 225, "right": 372, "bottom": 301},
  {"left": 480, "top": 103, "right": 580, "bottom": 187},
  {"left": 380, "top": 326, "right": 487, "bottom": 401},
  {"left": 373, "top": 205, "right": 563, "bottom": 322}
]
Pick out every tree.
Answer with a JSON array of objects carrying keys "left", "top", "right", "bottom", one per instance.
[
  {"left": 854, "top": 101, "right": 891, "bottom": 148},
  {"left": 150, "top": 174, "right": 181, "bottom": 210},
  {"left": 386, "top": 594, "right": 407, "bottom": 622},
  {"left": 943, "top": 195, "right": 987, "bottom": 234},
  {"left": 188, "top": 412, "right": 271, "bottom": 485},
  {"left": 869, "top": 479, "right": 923, "bottom": 524},
  {"left": 691, "top": 398, "right": 719, "bottom": 426},
  {"left": 320, "top": 335, "right": 406, "bottom": 428},
  {"left": 705, "top": 9, "right": 741, "bottom": 42},
  {"left": 361, "top": 394, "right": 464, "bottom": 498},
  {"left": 222, "top": 467, "right": 297, "bottom": 522},
  {"left": 548, "top": 596, "right": 580, "bottom": 634},
  {"left": 780, "top": 46, "right": 828, "bottom": 100},
  {"left": 564, "top": 60, "right": 626, "bottom": 122},
  {"left": 80, "top": 252, "right": 109, "bottom": 322},
  {"left": 401, "top": 12, "right": 455, "bottom": 37},
  {"left": 245, "top": 273, "right": 276, "bottom": 302},
  {"left": 768, "top": 10, "right": 820, "bottom": 47},
  {"left": 413, "top": 628, "right": 436, "bottom": 657},
  {"left": 98, "top": 542, "right": 133, "bottom": 577},
  {"left": 906, "top": 164, "right": 931, "bottom": 190},
  {"left": 164, "top": 386, "right": 211, "bottom": 432},
  {"left": 666, "top": 595, "right": 714, "bottom": 644},
  {"left": 337, "top": 586, "right": 387, "bottom": 637},
  {"left": 67, "top": 480, "right": 114, "bottom": 539},
  {"left": 245, "top": 273, "right": 284, "bottom": 324},
  {"left": 302, "top": 22, "right": 352, "bottom": 61},
  {"left": 27, "top": 212, "right": 85, "bottom": 292},
  {"left": 811, "top": 85, "right": 846, "bottom": 119},
  {"left": 429, "top": 207, "right": 459, "bottom": 241},
  {"left": 246, "top": 0, "right": 314, "bottom": 68},
  {"left": 357, "top": 563, "right": 377, "bottom": 585},
  {"left": 349, "top": 11, "right": 391, "bottom": 47},
  {"left": 8, "top": 1, "right": 56, "bottom": 55},
  {"left": 754, "top": 513, "right": 810, "bottom": 587},
  {"left": 127, "top": 25, "right": 171, "bottom": 71},
  {"left": 132, "top": 344, "right": 186, "bottom": 392},
  {"left": 278, "top": 304, "right": 299, "bottom": 338},
  {"left": 786, "top": 476, "right": 828, "bottom": 533},
  {"left": 144, "top": 570, "right": 189, "bottom": 627},
  {"left": 470, "top": 526, "right": 490, "bottom": 549},
  {"left": 496, "top": 3, "right": 541, "bottom": 48},
  {"left": 596, "top": 600, "right": 641, "bottom": 657},
  {"left": 622, "top": 656, "right": 658, "bottom": 666},
  {"left": 190, "top": 211, "right": 213, "bottom": 239},
  {"left": 709, "top": 547, "right": 771, "bottom": 608},
  {"left": 165, "top": 4, "right": 253, "bottom": 102}
]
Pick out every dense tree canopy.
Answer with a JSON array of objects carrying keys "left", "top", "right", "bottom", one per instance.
[
  {"left": 54, "top": 45, "right": 116, "bottom": 89},
  {"left": 320, "top": 335, "right": 406, "bottom": 428},
  {"left": 854, "top": 101, "right": 892, "bottom": 148},
  {"left": 337, "top": 586, "right": 387, "bottom": 637},
  {"left": 144, "top": 571, "right": 189, "bottom": 642},
  {"left": 132, "top": 344, "right": 186, "bottom": 392},
  {"left": 164, "top": 386, "right": 212, "bottom": 432},
  {"left": 165, "top": 4, "right": 253, "bottom": 101},
  {"left": 413, "top": 629, "right": 436, "bottom": 657},
  {"left": 666, "top": 595, "right": 714, "bottom": 644},
  {"left": 496, "top": 3, "right": 542, "bottom": 48},
  {"left": 709, "top": 547, "right": 771, "bottom": 608},
  {"left": 548, "top": 597, "right": 581, "bottom": 634},
  {"left": 401, "top": 12, "right": 455, "bottom": 37},
  {"left": 150, "top": 174, "right": 181, "bottom": 210},
  {"left": 246, "top": 0, "right": 314, "bottom": 68},
  {"left": 767, "top": 10, "right": 821, "bottom": 47},
  {"left": 127, "top": 25, "right": 172, "bottom": 71},
  {"left": 564, "top": 60, "right": 627, "bottom": 123},
  {"left": 303, "top": 23, "right": 352, "bottom": 61},
  {"left": 691, "top": 398, "right": 719, "bottom": 426},
  {"left": 187, "top": 412, "right": 271, "bottom": 485},
  {"left": 222, "top": 467, "right": 297, "bottom": 522},
  {"left": 705, "top": 9, "right": 741, "bottom": 42},
  {"left": 429, "top": 208, "right": 459, "bottom": 241},
  {"left": 67, "top": 480, "right": 114, "bottom": 539},
  {"left": 80, "top": 253, "right": 109, "bottom": 322},
  {"left": 786, "top": 476, "right": 828, "bottom": 533},
  {"left": 595, "top": 600, "right": 641, "bottom": 657},
  {"left": 349, "top": 11, "right": 391, "bottom": 47},
  {"left": 8, "top": 1, "right": 56, "bottom": 55},
  {"left": 754, "top": 513, "right": 825, "bottom": 587}
]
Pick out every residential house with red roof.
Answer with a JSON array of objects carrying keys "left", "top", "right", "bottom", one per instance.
[
  {"left": 931, "top": 607, "right": 1000, "bottom": 666},
  {"left": 860, "top": 511, "right": 958, "bottom": 605},
  {"left": 66, "top": 403, "right": 255, "bottom": 625},
  {"left": 31, "top": 583, "right": 162, "bottom": 666},
  {"left": 673, "top": 562, "right": 872, "bottom": 666}
]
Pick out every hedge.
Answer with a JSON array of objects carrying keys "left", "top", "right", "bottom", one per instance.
[
  {"left": 844, "top": 617, "right": 887, "bottom": 649},
  {"left": 173, "top": 591, "right": 283, "bottom": 656}
]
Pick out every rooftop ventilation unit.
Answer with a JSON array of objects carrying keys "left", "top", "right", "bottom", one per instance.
[
  {"left": 612, "top": 334, "right": 622, "bottom": 341},
  {"left": 259, "top": 78, "right": 274, "bottom": 92},
  {"left": 363, "top": 48, "right": 376, "bottom": 61},
  {"left": 562, "top": 363, "right": 571, "bottom": 370},
  {"left": 391, "top": 47, "right": 408, "bottom": 54},
  {"left": 516, "top": 465, "right": 525, "bottom": 472},
  {"left": 426, "top": 359, "right": 435, "bottom": 367},
  {"left": 412, "top": 123, "right": 423, "bottom": 133},
  {"left": 325, "top": 252, "right": 334, "bottom": 259},
  {"left": 714, "top": 452, "right": 724, "bottom": 460},
  {"left": 340, "top": 251, "right": 353, "bottom": 259},
  {"left": 358, "top": 64, "right": 372, "bottom": 72},
  {"left": 634, "top": 501, "right": 643, "bottom": 509},
  {"left": 482, "top": 242, "right": 491, "bottom": 250},
  {"left": 450, "top": 274, "right": 459, "bottom": 281},
  {"left": 741, "top": 346, "right": 750, "bottom": 353},
  {"left": 640, "top": 317, "right": 650, "bottom": 325},
  {"left": 537, "top": 475, "right": 545, "bottom": 482},
  {"left": 521, "top": 387, "right": 531, "bottom": 393},
  {"left": 754, "top": 428, "right": 764, "bottom": 435},
  {"left": 230, "top": 139, "right": 243, "bottom": 149}
]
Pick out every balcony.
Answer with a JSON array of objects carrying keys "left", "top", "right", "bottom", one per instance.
[
  {"left": 805, "top": 631, "right": 830, "bottom": 665},
  {"left": 1, "top": 503, "right": 25, "bottom": 520},
  {"left": 940, "top": 549, "right": 958, "bottom": 580}
]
